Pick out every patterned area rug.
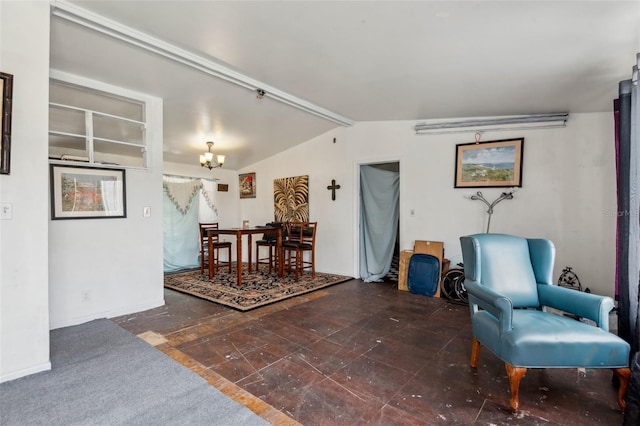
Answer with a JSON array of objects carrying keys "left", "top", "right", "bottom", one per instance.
[{"left": 164, "top": 265, "right": 352, "bottom": 311}]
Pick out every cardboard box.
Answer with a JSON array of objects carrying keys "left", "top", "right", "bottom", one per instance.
[{"left": 398, "top": 250, "right": 414, "bottom": 292}]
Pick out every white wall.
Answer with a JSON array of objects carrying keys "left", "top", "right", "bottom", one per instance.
[
  {"left": 240, "top": 113, "right": 618, "bottom": 296},
  {"left": 0, "top": 1, "right": 52, "bottom": 382},
  {"left": 239, "top": 126, "right": 355, "bottom": 275},
  {"left": 48, "top": 75, "right": 165, "bottom": 329}
]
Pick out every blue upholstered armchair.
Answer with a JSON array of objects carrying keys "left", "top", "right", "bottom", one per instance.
[{"left": 460, "top": 233, "right": 630, "bottom": 413}]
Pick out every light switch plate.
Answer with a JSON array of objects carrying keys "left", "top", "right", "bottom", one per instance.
[{"left": 1, "top": 203, "right": 13, "bottom": 220}]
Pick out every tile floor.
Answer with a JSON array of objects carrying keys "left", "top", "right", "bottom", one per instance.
[{"left": 114, "top": 279, "right": 625, "bottom": 425}]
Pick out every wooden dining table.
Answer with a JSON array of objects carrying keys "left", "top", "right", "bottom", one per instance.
[{"left": 207, "top": 226, "right": 284, "bottom": 287}]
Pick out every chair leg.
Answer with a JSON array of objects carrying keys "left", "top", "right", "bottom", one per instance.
[
  {"left": 614, "top": 367, "right": 631, "bottom": 412},
  {"left": 294, "top": 249, "right": 301, "bottom": 281},
  {"left": 268, "top": 246, "right": 274, "bottom": 274},
  {"left": 470, "top": 338, "right": 481, "bottom": 368},
  {"left": 200, "top": 247, "right": 206, "bottom": 274},
  {"left": 505, "top": 363, "right": 527, "bottom": 413},
  {"left": 287, "top": 248, "right": 296, "bottom": 279},
  {"left": 284, "top": 249, "right": 289, "bottom": 273},
  {"left": 255, "top": 245, "right": 260, "bottom": 271},
  {"left": 212, "top": 247, "right": 221, "bottom": 274},
  {"left": 273, "top": 245, "right": 279, "bottom": 274}
]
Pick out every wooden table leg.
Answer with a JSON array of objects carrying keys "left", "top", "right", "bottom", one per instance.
[
  {"left": 236, "top": 232, "right": 243, "bottom": 287},
  {"left": 247, "top": 234, "right": 253, "bottom": 272},
  {"left": 208, "top": 233, "right": 214, "bottom": 280}
]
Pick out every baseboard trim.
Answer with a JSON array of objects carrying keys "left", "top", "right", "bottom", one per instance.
[
  {"left": 49, "top": 297, "right": 165, "bottom": 330},
  {"left": 0, "top": 361, "right": 52, "bottom": 384}
]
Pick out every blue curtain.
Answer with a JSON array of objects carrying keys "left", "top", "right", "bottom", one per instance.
[
  {"left": 163, "top": 189, "right": 200, "bottom": 272},
  {"left": 162, "top": 180, "right": 202, "bottom": 273},
  {"left": 359, "top": 165, "right": 399, "bottom": 282}
]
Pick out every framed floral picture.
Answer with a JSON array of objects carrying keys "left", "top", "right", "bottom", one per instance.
[
  {"left": 239, "top": 172, "right": 256, "bottom": 198},
  {"left": 50, "top": 164, "right": 126, "bottom": 219}
]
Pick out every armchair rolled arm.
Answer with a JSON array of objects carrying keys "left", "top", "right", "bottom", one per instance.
[
  {"left": 465, "top": 280, "right": 514, "bottom": 334},
  {"left": 537, "top": 284, "right": 614, "bottom": 331}
]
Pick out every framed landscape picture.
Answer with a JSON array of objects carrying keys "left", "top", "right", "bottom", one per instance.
[
  {"left": 50, "top": 164, "right": 126, "bottom": 219},
  {"left": 454, "top": 138, "right": 524, "bottom": 188}
]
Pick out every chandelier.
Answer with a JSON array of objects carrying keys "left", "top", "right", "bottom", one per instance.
[{"left": 199, "top": 141, "right": 225, "bottom": 170}]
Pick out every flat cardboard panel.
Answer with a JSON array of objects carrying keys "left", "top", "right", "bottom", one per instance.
[
  {"left": 414, "top": 240, "right": 443, "bottom": 259},
  {"left": 398, "top": 250, "right": 413, "bottom": 292}
]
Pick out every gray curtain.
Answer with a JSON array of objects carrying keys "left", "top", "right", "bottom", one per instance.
[
  {"left": 616, "top": 53, "right": 639, "bottom": 357},
  {"left": 359, "top": 165, "right": 399, "bottom": 282}
]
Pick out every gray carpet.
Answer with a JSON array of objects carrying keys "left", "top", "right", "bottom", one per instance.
[{"left": 0, "top": 319, "right": 268, "bottom": 426}]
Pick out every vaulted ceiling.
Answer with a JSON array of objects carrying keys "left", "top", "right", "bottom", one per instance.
[{"left": 49, "top": 1, "right": 640, "bottom": 170}]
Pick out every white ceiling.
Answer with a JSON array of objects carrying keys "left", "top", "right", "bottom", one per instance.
[{"left": 49, "top": 1, "right": 640, "bottom": 170}]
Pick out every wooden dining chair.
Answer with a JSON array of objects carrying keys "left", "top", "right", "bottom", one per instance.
[
  {"left": 255, "top": 222, "right": 284, "bottom": 273},
  {"left": 284, "top": 222, "right": 317, "bottom": 281},
  {"left": 199, "top": 222, "right": 232, "bottom": 275}
]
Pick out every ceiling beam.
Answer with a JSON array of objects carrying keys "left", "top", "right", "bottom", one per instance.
[
  {"left": 414, "top": 113, "right": 569, "bottom": 135},
  {"left": 50, "top": 0, "right": 355, "bottom": 127}
]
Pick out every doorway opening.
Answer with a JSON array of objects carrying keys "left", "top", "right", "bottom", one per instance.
[{"left": 358, "top": 161, "right": 400, "bottom": 283}]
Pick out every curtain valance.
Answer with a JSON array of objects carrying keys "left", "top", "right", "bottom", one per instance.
[{"left": 162, "top": 177, "right": 202, "bottom": 215}]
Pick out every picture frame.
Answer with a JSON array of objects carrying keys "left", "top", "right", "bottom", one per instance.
[
  {"left": 1, "top": 72, "right": 13, "bottom": 175},
  {"left": 239, "top": 172, "right": 256, "bottom": 198},
  {"left": 217, "top": 183, "right": 229, "bottom": 192},
  {"left": 50, "top": 164, "right": 127, "bottom": 219},
  {"left": 454, "top": 138, "right": 524, "bottom": 188},
  {"left": 273, "top": 175, "right": 309, "bottom": 222}
]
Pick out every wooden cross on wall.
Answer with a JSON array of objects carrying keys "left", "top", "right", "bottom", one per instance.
[{"left": 327, "top": 179, "right": 341, "bottom": 201}]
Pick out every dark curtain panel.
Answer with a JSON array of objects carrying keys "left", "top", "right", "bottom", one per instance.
[
  {"left": 614, "top": 98, "right": 621, "bottom": 297},
  {"left": 616, "top": 75, "right": 639, "bottom": 358},
  {"left": 616, "top": 83, "right": 632, "bottom": 350}
]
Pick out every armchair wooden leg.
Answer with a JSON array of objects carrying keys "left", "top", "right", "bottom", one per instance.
[
  {"left": 613, "top": 367, "right": 631, "bottom": 412},
  {"left": 505, "top": 363, "right": 527, "bottom": 413},
  {"left": 470, "top": 338, "right": 481, "bottom": 368}
]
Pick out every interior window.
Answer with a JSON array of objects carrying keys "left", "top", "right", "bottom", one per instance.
[{"left": 48, "top": 80, "right": 147, "bottom": 169}]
